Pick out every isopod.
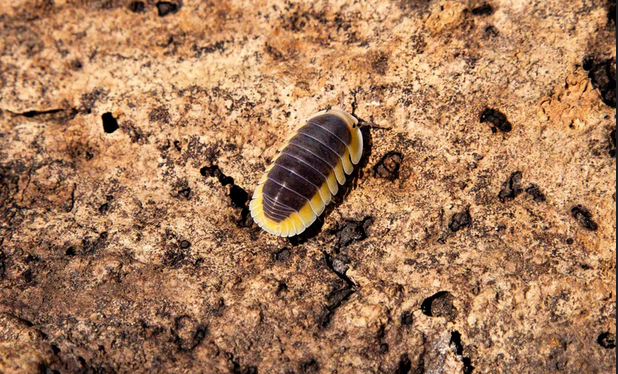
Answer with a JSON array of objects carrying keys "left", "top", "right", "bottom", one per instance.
[{"left": 249, "top": 107, "right": 363, "bottom": 237}]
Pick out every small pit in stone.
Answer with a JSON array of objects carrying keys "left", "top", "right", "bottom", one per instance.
[
  {"left": 373, "top": 151, "right": 403, "bottom": 181},
  {"left": 379, "top": 342, "right": 389, "bottom": 354},
  {"left": 156, "top": 1, "right": 179, "bottom": 17},
  {"left": 99, "top": 203, "right": 109, "bottom": 214},
  {"left": 301, "top": 359, "right": 319, "bottom": 373},
  {"left": 178, "top": 187, "right": 191, "bottom": 200},
  {"left": 331, "top": 217, "right": 373, "bottom": 249},
  {"left": 471, "top": 3, "right": 494, "bottom": 16},
  {"left": 597, "top": 332, "right": 616, "bottom": 349},
  {"left": 229, "top": 185, "right": 248, "bottom": 209},
  {"left": 525, "top": 184, "right": 546, "bottom": 202},
  {"left": 449, "top": 210, "right": 471, "bottom": 232},
  {"left": 128, "top": 1, "right": 145, "bottom": 13},
  {"left": 200, "top": 165, "right": 234, "bottom": 186},
  {"left": 395, "top": 354, "right": 412, "bottom": 374},
  {"left": 421, "top": 291, "right": 458, "bottom": 321},
  {"left": 485, "top": 25, "right": 499, "bottom": 37},
  {"left": 571, "top": 205, "right": 598, "bottom": 231},
  {"left": 102, "top": 112, "right": 119, "bottom": 133},
  {"left": 400, "top": 310, "right": 414, "bottom": 326},
  {"left": 498, "top": 171, "right": 523, "bottom": 202},
  {"left": 583, "top": 57, "right": 616, "bottom": 108},
  {"left": 274, "top": 247, "right": 291, "bottom": 262},
  {"left": 480, "top": 108, "right": 512, "bottom": 132}
]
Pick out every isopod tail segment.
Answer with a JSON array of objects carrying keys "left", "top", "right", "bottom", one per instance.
[{"left": 250, "top": 107, "right": 363, "bottom": 237}]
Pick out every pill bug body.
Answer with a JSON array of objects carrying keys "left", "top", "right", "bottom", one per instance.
[{"left": 250, "top": 107, "right": 363, "bottom": 237}]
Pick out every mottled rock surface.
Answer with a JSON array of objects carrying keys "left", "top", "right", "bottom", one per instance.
[{"left": 0, "top": 0, "right": 615, "bottom": 373}]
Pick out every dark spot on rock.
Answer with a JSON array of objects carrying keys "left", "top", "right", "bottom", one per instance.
[
  {"left": 324, "top": 254, "right": 355, "bottom": 290},
  {"left": 566, "top": 237, "right": 574, "bottom": 245},
  {"left": 484, "top": 25, "right": 499, "bottom": 37},
  {"left": 230, "top": 185, "right": 248, "bottom": 209},
  {"left": 395, "top": 354, "right": 412, "bottom": 374},
  {"left": 65, "top": 246, "right": 76, "bottom": 256},
  {"left": 449, "top": 209, "right": 471, "bottom": 232},
  {"left": 525, "top": 184, "right": 546, "bottom": 202},
  {"left": 69, "top": 59, "right": 83, "bottom": 70},
  {"left": 193, "top": 41, "right": 227, "bottom": 57},
  {"left": 583, "top": 57, "right": 616, "bottom": 108},
  {"left": 498, "top": 171, "right": 523, "bottom": 202},
  {"left": 50, "top": 344, "right": 60, "bottom": 355},
  {"left": 102, "top": 112, "right": 119, "bottom": 133},
  {"left": 124, "top": 121, "right": 146, "bottom": 144},
  {"left": 164, "top": 248, "right": 185, "bottom": 267},
  {"left": 99, "top": 202, "right": 109, "bottom": 214},
  {"left": 597, "top": 332, "right": 616, "bottom": 349},
  {"left": 236, "top": 207, "right": 253, "bottom": 228},
  {"left": 320, "top": 255, "right": 356, "bottom": 327},
  {"left": 450, "top": 331, "right": 475, "bottom": 373},
  {"left": 265, "top": 43, "right": 284, "bottom": 60},
  {"left": 275, "top": 281, "right": 288, "bottom": 297},
  {"left": 179, "top": 240, "right": 191, "bottom": 249},
  {"left": 232, "top": 362, "right": 258, "bottom": 374},
  {"left": 421, "top": 291, "right": 458, "bottom": 321},
  {"left": 200, "top": 165, "right": 251, "bottom": 227},
  {"left": 609, "top": 128, "right": 616, "bottom": 157},
  {"left": 178, "top": 187, "right": 191, "bottom": 199},
  {"left": 400, "top": 310, "right": 414, "bottom": 326},
  {"left": 18, "top": 109, "right": 64, "bottom": 118},
  {"left": 300, "top": 359, "right": 319, "bottom": 373},
  {"left": 128, "top": 1, "right": 145, "bottom": 13},
  {"left": 463, "top": 357, "right": 475, "bottom": 374},
  {"left": 80, "top": 88, "right": 106, "bottom": 114},
  {"left": 379, "top": 342, "right": 389, "bottom": 354},
  {"left": 373, "top": 151, "right": 403, "bottom": 181},
  {"left": 480, "top": 108, "right": 512, "bottom": 132},
  {"left": 450, "top": 331, "right": 464, "bottom": 355},
  {"left": 156, "top": 1, "right": 179, "bottom": 17},
  {"left": 471, "top": 3, "right": 494, "bottom": 15},
  {"left": 274, "top": 247, "right": 291, "bottom": 262},
  {"left": 22, "top": 269, "right": 33, "bottom": 283},
  {"left": 173, "top": 140, "right": 182, "bottom": 151},
  {"left": 331, "top": 217, "right": 373, "bottom": 248},
  {"left": 149, "top": 107, "right": 171, "bottom": 124},
  {"left": 200, "top": 165, "right": 234, "bottom": 186},
  {"left": 571, "top": 205, "right": 598, "bottom": 231}
]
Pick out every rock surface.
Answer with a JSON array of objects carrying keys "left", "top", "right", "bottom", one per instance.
[{"left": 0, "top": 0, "right": 615, "bottom": 373}]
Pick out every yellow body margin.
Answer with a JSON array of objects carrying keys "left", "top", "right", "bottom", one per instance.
[{"left": 250, "top": 182, "right": 323, "bottom": 237}]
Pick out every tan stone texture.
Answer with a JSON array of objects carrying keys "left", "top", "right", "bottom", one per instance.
[{"left": 0, "top": 0, "right": 615, "bottom": 373}]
